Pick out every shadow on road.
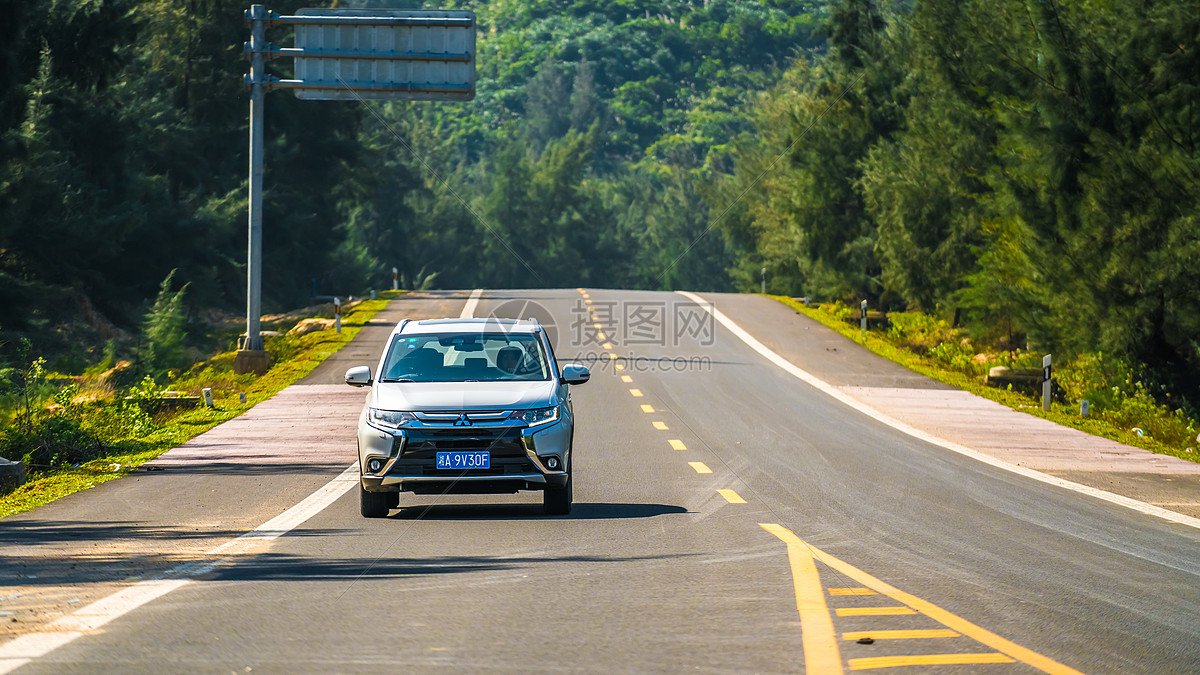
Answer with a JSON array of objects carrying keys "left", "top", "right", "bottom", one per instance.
[
  {"left": 390, "top": 502, "right": 688, "bottom": 521},
  {"left": 210, "top": 550, "right": 702, "bottom": 582},
  {"left": 136, "top": 462, "right": 352, "bottom": 476},
  {"left": 0, "top": 520, "right": 354, "bottom": 546}
]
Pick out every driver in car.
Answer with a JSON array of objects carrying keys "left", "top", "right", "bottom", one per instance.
[{"left": 496, "top": 345, "right": 523, "bottom": 375}]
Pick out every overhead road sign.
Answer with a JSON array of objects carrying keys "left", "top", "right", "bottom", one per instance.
[
  {"left": 235, "top": 5, "right": 475, "bottom": 362},
  {"left": 287, "top": 9, "right": 475, "bottom": 101}
]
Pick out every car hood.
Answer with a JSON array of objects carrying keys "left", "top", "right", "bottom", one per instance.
[{"left": 372, "top": 380, "right": 558, "bottom": 411}]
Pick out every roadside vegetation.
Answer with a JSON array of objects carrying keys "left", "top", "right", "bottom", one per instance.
[
  {"left": 0, "top": 291, "right": 399, "bottom": 518},
  {"left": 2, "top": 2, "right": 1195, "bottom": 477},
  {"left": 772, "top": 296, "right": 1200, "bottom": 463}
]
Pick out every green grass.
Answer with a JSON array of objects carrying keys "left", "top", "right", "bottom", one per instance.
[
  {"left": 768, "top": 295, "right": 1199, "bottom": 464},
  {"left": 0, "top": 291, "right": 402, "bottom": 518}
]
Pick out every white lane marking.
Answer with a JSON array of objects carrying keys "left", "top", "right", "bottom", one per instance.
[
  {"left": 0, "top": 632, "right": 81, "bottom": 673},
  {"left": 208, "top": 464, "right": 359, "bottom": 552},
  {"left": 461, "top": 288, "right": 483, "bottom": 319},
  {"left": 0, "top": 463, "right": 360, "bottom": 671},
  {"left": 676, "top": 291, "right": 1200, "bottom": 531}
]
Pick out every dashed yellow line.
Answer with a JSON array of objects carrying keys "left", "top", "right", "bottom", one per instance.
[
  {"left": 652, "top": 421, "right": 668, "bottom": 430},
  {"left": 836, "top": 607, "right": 918, "bottom": 617},
  {"left": 849, "top": 654, "right": 1014, "bottom": 670},
  {"left": 842, "top": 630, "right": 959, "bottom": 640},
  {"left": 688, "top": 462, "right": 712, "bottom": 474},
  {"left": 830, "top": 588, "right": 877, "bottom": 596},
  {"left": 629, "top": 389, "right": 643, "bottom": 397},
  {"left": 614, "top": 362, "right": 625, "bottom": 370},
  {"left": 598, "top": 331, "right": 607, "bottom": 340},
  {"left": 668, "top": 439, "right": 686, "bottom": 451},
  {"left": 640, "top": 404, "right": 654, "bottom": 413},
  {"left": 621, "top": 375, "right": 633, "bottom": 383},
  {"left": 602, "top": 342, "right": 613, "bottom": 350},
  {"left": 717, "top": 489, "right": 746, "bottom": 504},
  {"left": 607, "top": 353, "right": 617, "bottom": 361}
]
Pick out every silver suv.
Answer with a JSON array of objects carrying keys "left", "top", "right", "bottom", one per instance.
[{"left": 345, "top": 318, "right": 590, "bottom": 517}]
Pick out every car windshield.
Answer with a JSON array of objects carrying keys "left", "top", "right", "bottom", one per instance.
[{"left": 379, "top": 332, "right": 551, "bottom": 382}]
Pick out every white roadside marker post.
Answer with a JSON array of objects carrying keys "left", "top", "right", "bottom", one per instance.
[{"left": 1042, "top": 354, "right": 1053, "bottom": 412}]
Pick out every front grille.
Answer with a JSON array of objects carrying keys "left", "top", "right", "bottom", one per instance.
[
  {"left": 392, "top": 426, "right": 535, "bottom": 476},
  {"left": 404, "top": 427, "right": 526, "bottom": 458}
]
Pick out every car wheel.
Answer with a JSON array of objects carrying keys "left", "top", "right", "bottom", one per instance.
[
  {"left": 360, "top": 484, "right": 391, "bottom": 518},
  {"left": 543, "top": 472, "right": 572, "bottom": 515}
]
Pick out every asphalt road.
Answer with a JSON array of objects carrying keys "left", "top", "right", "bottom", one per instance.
[{"left": 2, "top": 289, "right": 1198, "bottom": 674}]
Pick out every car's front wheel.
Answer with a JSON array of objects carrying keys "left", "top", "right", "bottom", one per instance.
[
  {"left": 543, "top": 472, "right": 572, "bottom": 515},
  {"left": 360, "top": 485, "right": 393, "bottom": 518}
]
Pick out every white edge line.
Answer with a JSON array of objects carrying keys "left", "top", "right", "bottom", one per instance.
[
  {"left": 677, "top": 291, "right": 1200, "bottom": 531},
  {"left": 461, "top": 288, "right": 483, "bottom": 319},
  {"left": 0, "top": 462, "right": 361, "bottom": 667}
]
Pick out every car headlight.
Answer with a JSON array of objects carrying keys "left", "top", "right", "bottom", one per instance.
[
  {"left": 508, "top": 406, "right": 559, "bottom": 427},
  {"left": 368, "top": 408, "right": 416, "bottom": 430}
]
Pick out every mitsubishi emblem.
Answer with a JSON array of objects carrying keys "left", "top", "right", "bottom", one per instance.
[{"left": 454, "top": 413, "right": 471, "bottom": 427}]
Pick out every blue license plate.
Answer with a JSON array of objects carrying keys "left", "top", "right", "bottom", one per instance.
[{"left": 436, "top": 451, "right": 490, "bottom": 470}]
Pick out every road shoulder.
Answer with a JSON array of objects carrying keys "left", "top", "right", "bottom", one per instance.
[{"left": 690, "top": 292, "right": 1200, "bottom": 520}]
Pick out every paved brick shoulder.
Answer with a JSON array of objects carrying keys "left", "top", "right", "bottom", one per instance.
[{"left": 698, "top": 292, "right": 1200, "bottom": 519}]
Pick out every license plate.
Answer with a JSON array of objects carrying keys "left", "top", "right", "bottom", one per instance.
[{"left": 436, "top": 451, "right": 490, "bottom": 470}]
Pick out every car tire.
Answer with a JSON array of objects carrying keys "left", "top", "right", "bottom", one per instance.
[
  {"left": 543, "top": 472, "right": 572, "bottom": 515},
  {"left": 360, "top": 485, "right": 391, "bottom": 518}
]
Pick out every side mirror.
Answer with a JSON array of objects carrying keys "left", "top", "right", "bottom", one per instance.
[
  {"left": 345, "top": 366, "right": 372, "bottom": 387},
  {"left": 561, "top": 364, "right": 590, "bottom": 385}
]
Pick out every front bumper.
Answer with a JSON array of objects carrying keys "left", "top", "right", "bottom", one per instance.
[{"left": 358, "top": 416, "right": 571, "bottom": 494}]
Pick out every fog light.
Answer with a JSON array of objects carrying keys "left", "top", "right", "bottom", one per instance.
[
  {"left": 545, "top": 457, "right": 559, "bottom": 470},
  {"left": 367, "top": 458, "right": 384, "bottom": 473}
]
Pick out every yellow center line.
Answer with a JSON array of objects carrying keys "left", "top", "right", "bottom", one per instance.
[
  {"left": 607, "top": 353, "right": 617, "bottom": 361},
  {"left": 620, "top": 375, "right": 633, "bottom": 383},
  {"left": 602, "top": 342, "right": 613, "bottom": 350},
  {"left": 759, "top": 523, "right": 842, "bottom": 674},
  {"left": 842, "top": 629, "right": 960, "bottom": 640},
  {"left": 629, "top": 389, "right": 643, "bottom": 397},
  {"left": 830, "top": 588, "right": 877, "bottom": 596},
  {"left": 614, "top": 362, "right": 625, "bottom": 370},
  {"left": 668, "top": 439, "right": 686, "bottom": 451},
  {"left": 652, "top": 421, "right": 668, "bottom": 430},
  {"left": 849, "top": 653, "right": 1014, "bottom": 670},
  {"left": 836, "top": 607, "right": 917, "bottom": 617},
  {"left": 718, "top": 489, "right": 746, "bottom": 504},
  {"left": 765, "top": 525, "right": 1085, "bottom": 675},
  {"left": 584, "top": 298, "right": 592, "bottom": 304},
  {"left": 688, "top": 462, "right": 712, "bottom": 474},
  {"left": 593, "top": 322, "right": 602, "bottom": 330},
  {"left": 640, "top": 404, "right": 654, "bottom": 413},
  {"left": 598, "top": 331, "right": 607, "bottom": 340}
]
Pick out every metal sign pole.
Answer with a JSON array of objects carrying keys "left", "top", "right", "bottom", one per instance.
[{"left": 243, "top": 4, "right": 268, "bottom": 352}]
